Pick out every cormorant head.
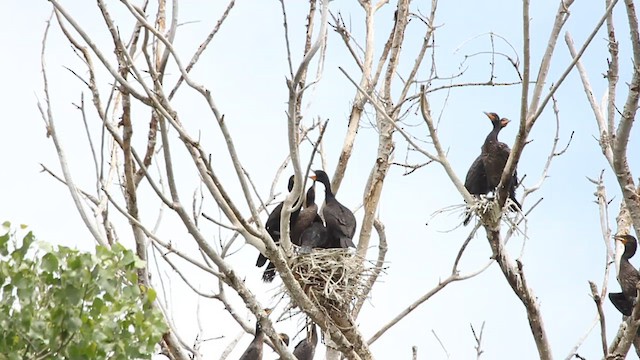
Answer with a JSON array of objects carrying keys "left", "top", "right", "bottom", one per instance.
[
  {"left": 287, "top": 175, "right": 296, "bottom": 192},
  {"left": 484, "top": 111, "right": 510, "bottom": 128},
  {"left": 615, "top": 234, "right": 637, "bottom": 258},
  {"left": 311, "top": 170, "right": 330, "bottom": 185},
  {"left": 278, "top": 333, "right": 290, "bottom": 346},
  {"left": 308, "top": 323, "right": 318, "bottom": 344},
  {"left": 304, "top": 182, "right": 316, "bottom": 207},
  {"left": 255, "top": 308, "right": 273, "bottom": 332}
]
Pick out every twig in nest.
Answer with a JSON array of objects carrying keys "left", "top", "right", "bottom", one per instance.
[{"left": 282, "top": 248, "right": 385, "bottom": 315}]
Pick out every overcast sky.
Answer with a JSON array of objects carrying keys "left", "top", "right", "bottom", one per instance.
[{"left": 1, "top": 1, "right": 639, "bottom": 359}]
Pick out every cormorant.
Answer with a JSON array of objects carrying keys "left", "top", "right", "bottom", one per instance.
[
  {"left": 463, "top": 112, "right": 521, "bottom": 225},
  {"left": 299, "top": 221, "right": 331, "bottom": 254},
  {"left": 293, "top": 181, "right": 331, "bottom": 254},
  {"left": 258, "top": 175, "right": 301, "bottom": 282},
  {"left": 609, "top": 234, "right": 640, "bottom": 316},
  {"left": 291, "top": 183, "right": 322, "bottom": 246},
  {"left": 239, "top": 308, "right": 273, "bottom": 360},
  {"left": 273, "top": 333, "right": 292, "bottom": 360},
  {"left": 312, "top": 170, "right": 357, "bottom": 249},
  {"left": 292, "top": 323, "right": 318, "bottom": 360},
  {"left": 278, "top": 333, "right": 290, "bottom": 347}
]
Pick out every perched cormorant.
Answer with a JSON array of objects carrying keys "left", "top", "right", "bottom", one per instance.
[
  {"left": 299, "top": 221, "right": 331, "bottom": 254},
  {"left": 609, "top": 234, "right": 640, "bottom": 316},
  {"left": 463, "top": 112, "right": 521, "bottom": 225},
  {"left": 278, "top": 333, "right": 290, "bottom": 347},
  {"left": 239, "top": 308, "right": 273, "bottom": 360},
  {"left": 312, "top": 170, "right": 357, "bottom": 249},
  {"left": 293, "top": 181, "right": 331, "bottom": 254},
  {"left": 481, "top": 112, "right": 520, "bottom": 201},
  {"left": 273, "top": 333, "right": 292, "bottom": 360},
  {"left": 258, "top": 175, "right": 301, "bottom": 282},
  {"left": 291, "top": 183, "right": 322, "bottom": 246},
  {"left": 292, "top": 323, "right": 318, "bottom": 360}
]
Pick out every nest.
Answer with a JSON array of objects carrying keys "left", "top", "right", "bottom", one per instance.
[{"left": 282, "top": 248, "right": 378, "bottom": 314}]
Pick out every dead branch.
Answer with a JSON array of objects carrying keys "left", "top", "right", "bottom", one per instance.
[
  {"left": 498, "top": 0, "right": 616, "bottom": 211},
  {"left": 589, "top": 281, "right": 608, "bottom": 357},
  {"left": 470, "top": 321, "right": 485, "bottom": 359},
  {"left": 486, "top": 230, "right": 551, "bottom": 360},
  {"left": 368, "top": 223, "right": 491, "bottom": 345},
  {"left": 353, "top": 218, "right": 388, "bottom": 317}
]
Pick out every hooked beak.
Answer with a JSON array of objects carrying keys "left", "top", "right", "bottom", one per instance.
[{"left": 614, "top": 234, "right": 628, "bottom": 244}]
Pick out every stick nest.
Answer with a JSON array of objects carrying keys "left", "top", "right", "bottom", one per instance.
[
  {"left": 283, "top": 248, "right": 377, "bottom": 314},
  {"left": 466, "top": 196, "right": 523, "bottom": 227}
]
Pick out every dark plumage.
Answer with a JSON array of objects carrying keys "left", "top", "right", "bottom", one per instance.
[
  {"left": 463, "top": 112, "right": 521, "bottom": 225},
  {"left": 295, "top": 182, "right": 331, "bottom": 254},
  {"left": 464, "top": 155, "right": 489, "bottom": 196},
  {"left": 258, "top": 175, "right": 301, "bottom": 283},
  {"left": 293, "top": 324, "right": 318, "bottom": 360},
  {"left": 609, "top": 235, "right": 640, "bottom": 316},
  {"left": 481, "top": 112, "right": 520, "bottom": 203},
  {"left": 299, "top": 221, "right": 331, "bottom": 254},
  {"left": 239, "top": 308, "right": 272, "bottom": 360},
  {"left": 291, "top": 184, "right": 321, "bottom": 246},
  {"left": 312, "top": 170, "right": 357, "bottom": 249}
]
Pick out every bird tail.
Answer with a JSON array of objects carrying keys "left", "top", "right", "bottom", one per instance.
[
  {"left": 255, "top": 253, "right": 267, "bottom": 267},
  {"left": 262, "top": 262, "right": 276, "bottom": 283},
  {"left": 463, "top": 208, "right": 472, "bottom": 226},
  {"left": 609, "top": 292, "right": 633, "bottom": 316},
  {"left": 508, "top": 198, "right": 521, "bottom": 212},
  {"left": 508, "top": 177, "right": 521, "bottom": 211},
  {"left": 341, "top": 237, "right": 356, "bottom": 248}
]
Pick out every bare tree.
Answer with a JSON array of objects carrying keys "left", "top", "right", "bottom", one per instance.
[{"left": 35, "top": 0, "right": 640, "bottom": 359}]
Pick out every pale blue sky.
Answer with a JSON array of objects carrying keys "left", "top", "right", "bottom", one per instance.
[{"left": 1, "top": 1, "right": 639, "bottom": 359}]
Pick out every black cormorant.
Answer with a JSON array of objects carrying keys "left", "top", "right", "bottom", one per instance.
[
  {"left": 312, "top": 170, "right": 357, "bottom": 249},
  {"left": 609, "top": 234, "right": 640, "bottom": 316},
  {"left": 239, "top": 308, "right": 273, "bottom": 360},
  {"left": 292, "top": 323, "right": 318, "bottom": 360},
  {"left": 258, "top": 175, "right": 301, "bottom": 282},
  {"left": 463, "top": 112, "right": 520, "bottom": 225},
  {"left": 298, "top": 221, "right": 331, "bottom": 254},
  {"left": 291, "top": 183, "right": 321, "bottom": 246},
  {"left": 278, "top": 333, "right": 290, "bottom": 347}
]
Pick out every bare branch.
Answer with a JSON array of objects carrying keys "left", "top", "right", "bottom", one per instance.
[
  {"left": 432, "top": 330, "right": 450, "bottom": 359},
  {"left": 353, "top": 218, "right": 388, "bottom": 317},
  {"left": 588, "top": 281, "right": 608, "bottom": 357},
  {"left": 470, "top": 322, "right": 485, "bottom": 360},
  {"left": 38, "top": 11, "right": 107, "bottom": 246},
  {"left": 168, "top": 0, "right": 236, "bottom": 100},
  {"left": 368, "top": 224, "right": 490, "bottom": 345},
  {"left": 564, "top": 33, "right": 614, "bottom": 166}
]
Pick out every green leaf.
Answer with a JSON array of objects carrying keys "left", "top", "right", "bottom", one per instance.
[
  {"left": 64, "top": 315, "right": 82, "bottom": 331},
  {"left": 63, "top": 285, "right": 83, "bottom": 305},
  {"left": 121, "top": 250, "right": 135, "bottom": 266},
  {"left": 133, "top": 257, "right": 146, "bottom": 269},
  {"left": 0, "top": 232, "right": 9, "bottom": 256},
  {"left": 145, "top": 287, "right": 157, "bottom": 303},
  {"left": 14, "top": 231, "right": 34, "bottom": 260},
  {"left": 41, "top": 253, "right": 59, "bottom": 273}
]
